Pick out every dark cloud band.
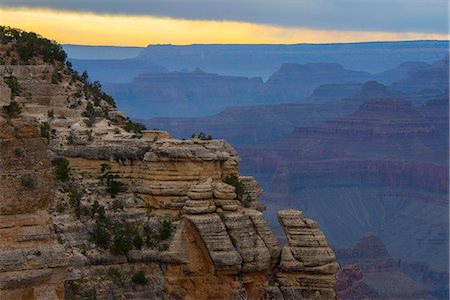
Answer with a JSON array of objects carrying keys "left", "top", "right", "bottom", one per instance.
[{"left": 1, "top": 0, "right": 448, "bottom": 34}]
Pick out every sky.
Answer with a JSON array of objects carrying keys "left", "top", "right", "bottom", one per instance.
[{"left": 0, "top": 0, "right": 448, "bottom": 46}]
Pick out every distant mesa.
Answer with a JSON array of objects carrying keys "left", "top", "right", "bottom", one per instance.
[
  {"left": 390, "top": 54, "right": 449, "bottom": 94},
  {"left": 262, "top": 62, "right": 371, "bottom": 101}
]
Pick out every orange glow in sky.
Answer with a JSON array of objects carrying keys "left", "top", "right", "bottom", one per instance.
[{"left": 1, "top": 7, "right": 448, "bottom": 46}]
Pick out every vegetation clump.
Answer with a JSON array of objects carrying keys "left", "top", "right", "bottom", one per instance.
[
  {"left": 87, "top": 166, "right": 175, "bottom": 254},
  {"left": 124, "top": 120, "right": 146, "bottom": 136},
  {"left": 131, "top": 271, "right": 148, "bottom": 285},
  {"left": 80, "top": 71, "right": 117, "bottom": 108},
  {"left": 68, "top": 188, "right": 82, "bottom": 218},
  {"left": 6, "top": 100, "right": 22, "bottom": 118},
  {"left": 56, "top": 200, "right": 67, "bottom": 213},
  {"left": 4, "top": 76, "right": 21, "bottom": 99},
  {"left": 99, "top": 164, "right": 128, "bottom": 198},
  {"left": 0, "top": 26, "right": 66, "bottom": 63},
  {"left": 40, "top": 121, "right": 51, "bottom": 142},
  {"left": 82, "top": 102, "right": 103, "bottom": 126},
  {"left": 224, "top": 175, "right": 253, "bottom": 208},
  {"left": 158, "top": 220, "right": 174, "bottom": 241},
  {"left": 108, "top": 268, "right": 123, "bottom": 285},
  {"left": 110, "top": 222, "right": 134, "bottom": 255},
  {"left": 51, "top": 71, "right": 62, "bottom": 84},
  {"left": 191, "top": 132, "right": 212, "bottom": 140},
  {"left": 55, "top": 158, "right": 70, "bottom": 181}
]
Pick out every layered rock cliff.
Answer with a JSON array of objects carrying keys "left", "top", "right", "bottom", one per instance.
[{"left": 0, "top": 28, "right": 339, "bottom": 299}]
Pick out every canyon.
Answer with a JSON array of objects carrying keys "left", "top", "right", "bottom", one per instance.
[
  {"left": 142, "top": 69, "right": 449, "bottom": 298},
  {"left": 0, "top": 29, "right": 340, "bottom": 299},
  {"left": 46, "top": 37, "right": 449, "bottom": 299},
  {"left": 103, "top": 58, "right": 446, "bottom": 118}
]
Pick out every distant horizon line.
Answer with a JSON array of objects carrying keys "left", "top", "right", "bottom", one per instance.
[{"left": 63, "top": 39, "right": 449, "bottom": 48}]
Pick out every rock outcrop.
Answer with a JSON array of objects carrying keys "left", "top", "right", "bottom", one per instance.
[
  {"left": 276, "top": 210, "right": 339, "bottom": 299},
  {"left": 0, "top": 29, "right": 339, "bottom": 299}
]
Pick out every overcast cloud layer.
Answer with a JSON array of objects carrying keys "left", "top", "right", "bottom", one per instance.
[{"left": 2, "top": 0, "right": 449, "bottom": 34}]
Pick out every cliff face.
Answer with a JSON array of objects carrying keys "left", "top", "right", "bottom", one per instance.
[
  {"left": 0, "top": 116, "right": 68, "bottom": 299},
  {"left": 0, "top": 35, "right": 338, "bottom": 299}
]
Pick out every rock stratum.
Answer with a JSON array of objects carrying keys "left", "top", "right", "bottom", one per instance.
[{"left": 0, "top": 29, "right": 339, "bottom": 299}]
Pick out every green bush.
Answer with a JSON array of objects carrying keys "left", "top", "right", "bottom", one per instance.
[
  {"left": 82, "top": 102, "right": 103, "bottom": 125},
  {"left": 158, "top": 220, "right": 173, "bottom": 241},
  {"left": 68, "top": 189, "right": 82, "bottom": 218},
  {"left": 6, "top": 100, "right": 22, "bottom": 118},
  {"left": 100, "top": 163, "right": 111, "bottom": 173},
  {"left": 51, "top": 71, "right": 62, "bottom": 84},
  {"left": 108, "top": 268, "right": 123, "bottom": 285},
  {"left": 146, "top": 237, "right": 157, "bottom": 248},
  {"left": 99, "top": 165, "right": 127, "bottom": 198},
  {"left": 133, "top": 235, "right": 144, "bottom": 250},
  {"left": 191, "top": 132, "right": 213, "bottom": 140},
  {"left": 4, "top": 76, "right": 21, "bottom": 99},
  {"left": 223, "top": 175, "right": 253, "bottom": 207},
  {"left": 131, "top": 271, "right": 148, "bottom": 285},
  {"left": 110, "top": 223, "right": 134, "bottom": 255},
  {"left": 224, "top": 175, "right": 246, "bottom": 201},
  {"left": 124, "top": 120, "right": 146, "bottom": 135},
  {"left": 40, "top": 122, "right": 50, "bottom": 142},
  {"left": 105, "top": 175, "right": 127, "bottom": 198},
  {"left": 55, "top": 158, "right": 70, "bottom": 181},
  {"left": 90, "top": 200, "right": 103, "bottom": 217},
  {"left": 90, "top": 221, "right": 111, "bottom": 248}
]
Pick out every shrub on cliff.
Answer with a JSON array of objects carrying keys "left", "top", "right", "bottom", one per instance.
[
  {"left": 158, "top": 220, "right": 174, "bottom": 241},
  {"left": 223, "top": 175, "right": 253, "bottom": 207},
  {"left": 0, "top": 26, "right": 66, "bottom": 63},
  {"left": 90, "top": 221, "right": 111, "bottom": 249},
  {"left": 4, "top": 76, "right": 21, "bottom": 99},
  {"left": 68, "top": 189, "right": 82, "bottom": 218},
  {"left": 131, "top": 271, "right": 148, "bottom": 285},
  {"left": 51, "top": 71, "right": 62, "bottom": 84},
  {"left": 105, "top": 175, "right": 128, "bottom": 198},
  {"left": 132, "top": 235, "right": 144, "bottom": 250},
  {"left": 80, "top": 71, "right": 117, "bottom": 108},
  {"left": 6, "top": 100, "right": 22, "bottom": 118},
  {"left": 99, "top": 164, "right": 128, "bottom": 198},
  {"left": 82, "top": 102, "right": 103, "bottom": 126},
  {"left": 40, "top": 122, "right": 51, "bottom": 142},
  {"left": 124, "top": 120, "right": 146, "bottom": 135},
  {"left": 55, "top": 158, "right": 70, "bottom": 181},
  {"left": 191, "top": 132, "right": 213, "bottom": 140}
]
